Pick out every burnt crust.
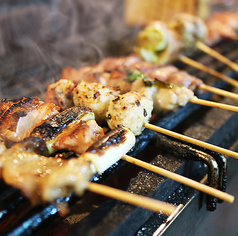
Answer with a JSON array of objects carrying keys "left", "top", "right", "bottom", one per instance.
[{"left": 31, "top": 106, "right": 92, "bottom": 140}]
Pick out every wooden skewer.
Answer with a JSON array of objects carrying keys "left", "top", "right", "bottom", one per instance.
[
  {"left": 179, "top": 54, "right": 238, "bottom": 88},
  {"left": 86, "top": 182, "right": 176, "bottom": 215},
  {"left": 199, "top": 84, "right": 238, "bottom": 100},
  {"left": 196, "top": 41, "right": 238, "bottom": 73},
  {"left": 189, "top": 96, "right": 238, "bottom": 112},
  {"left": 143, "top": 123, "right": 238, "bottom": 159},
  {"left": 121, "top": 155, "right": 234, "bottom": 203}
]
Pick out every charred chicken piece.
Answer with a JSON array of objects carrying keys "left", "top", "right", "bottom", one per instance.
[
  {"left": 155, "top": 133, "right": 227, "bottom": 211},
  {"left": 106, "top": 91, "right": 153, "bottom": 136},
  {"left": 0, "top": 136, "right": 47, "bottom": 178},
  {"left": 72, "top": 81, "right": 120, "bottom": 124},
  {"left": 128, "top": 71, "right": 194, "bottom": 113},
  {"left": 30, "top": 106, "right": 104, "bottom": 155},
  {"left": 44, "top": 79, "right": 77, "bottom": 110},
  {"left": 0, "top": 97, "right": 60, "bottom": 143}
]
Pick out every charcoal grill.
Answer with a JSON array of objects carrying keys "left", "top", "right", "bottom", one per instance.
[{"left": 0, "top": 3, "right": 238, "bottom": 235}]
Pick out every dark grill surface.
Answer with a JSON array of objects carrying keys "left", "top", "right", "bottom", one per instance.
[{"left": 0, "top": 39, "right": 238, "bottom": 236}]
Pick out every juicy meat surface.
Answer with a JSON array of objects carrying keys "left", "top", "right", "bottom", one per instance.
[
  {"left": 0, "top": 97, "right": 60, "bottom": 142},
  {"left": 53, "top": 119, "right": 105, "bottom": 154},
  {"left": 44, "top": 79, "right": 76, "bottom": 110},
  {"left": 1, "top": 141, "right": 94, "bottom": 204},
  {"left": 167, "top": 71, "right": 203, "bottom": 91},
  {"left": 106, "top": 91, "right": 153, "bottom": 136},
  {"left": 72, "top": 81, "right": 120, "bottom": 124}
]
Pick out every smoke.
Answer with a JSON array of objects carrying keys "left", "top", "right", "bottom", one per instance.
[{"left": 0, "top": 0, "right": 141, "bottom": 100}]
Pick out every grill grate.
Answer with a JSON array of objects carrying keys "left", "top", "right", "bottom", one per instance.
[{"left": 0, "top": 39, "right": 238, "bottom": 236}]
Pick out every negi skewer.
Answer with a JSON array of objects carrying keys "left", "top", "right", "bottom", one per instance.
[
  {"left": 61, "top": 55, "right": 238, "bottom": 102},
  {"left": 135, "top": 13, "right": 238, "bottom": 87},
  {"left": 0, "top": 99, "right": 233, "bottom": 204},
  {"left": 57, "top": 70, "right": 238, "bottom": 114},
  {"left": 0, "top": 127, "right": 176, "bottom": 216}
]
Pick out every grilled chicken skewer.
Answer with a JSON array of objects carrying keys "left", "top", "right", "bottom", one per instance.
[
  {"left": 66, "top": 81, "right": 238, "bottom": 159},
  {"left": 135, "top": 13, "right": 238, "bottom": 87},
  {"left": 0, "top": 98, "right": 233, "bottom": 204},
  {"left": 42, "top": 78, "right": 238, "bottom": 159},
  {"left": 61, "top": 55, "right": 238, "bottom": 102},
  {"left": 53, "top": 68, "right": 238, "bottom": 116},
  {"left": 0, "top": 126, "right": 176, "bottom": 215}
]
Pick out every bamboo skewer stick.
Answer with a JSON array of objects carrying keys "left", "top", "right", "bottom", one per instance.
[
  {"left": 196, "top": 41, "right": 238, "bottom": 73},
  {"left": 86, "top": 182, "right": 176, "bottom": 215},
  {"left": 199, "top": 84, "right": 238, "bottom": 100},
  {"left": 179, "top": 55, "right": 238, "bottom": 88},
  {"left": 143, "top": 123, "right": 238, "bottom": 159},
  {"left": 189, "top": 96, "right": 238, "bottom": 112},
  {"left": 122, "top": 155, "right": 234, "bottom": 203}
]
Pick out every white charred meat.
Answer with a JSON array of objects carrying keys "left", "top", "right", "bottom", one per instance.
[
  {"left": 0, "top": 137, "right": 47, "bottom": 178},
  {"left": 44, "top": 79, "right": 76, "bottom": 110},
  {"left": 0, "top": 97, "right": 60, "bottom": 143},
  {"left": 127, "top": 70, "right": 194, "bottom": 112},
  {"left": 72, "top": 81, "right": 120, "bottom": 124},
  {"left": 40, "top": 157, "right": 94, "bottom": 203},
  {"left": 1, "top": 138, "right": 94, "bottom": 204},
  {"left": 106, "top": 91, "right": 153, "bottom": 136}
]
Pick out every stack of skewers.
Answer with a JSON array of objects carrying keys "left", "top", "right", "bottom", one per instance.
[{"left": 1, "top": 10, "right": 238, "bottom": 235}]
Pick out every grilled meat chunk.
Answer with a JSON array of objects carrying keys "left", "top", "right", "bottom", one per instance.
[
  {"left": 30, "top": 106, "right": 97, "bottom": 154},
  {"left": 40, "top": 157, "right": 94, "bottom": 203},
  {"left": 168, "top": 13, "right": 208, "bottom": 52},
  {"left": 167, "top": 71, "right": 203, "bottom": 92},
  {"left": 151, "top": 82, "right": 194, "bottom": 112},
  {"left": 0, "top": 97, "right": 60, "bottom": 143},
  {"left": 1, "top": 139, "right": 94, "bottom": 204},
  {"left": 72, "top": 81, "right": 120, "bottom": 124},
  {"left": 106, "top": 91, "right": 153, "bottom": 136},
  {"left": 53, "top": 119, "right": 104, "bottom": 154},
  {"left": 44, "top": 79, "right": 76, "bottom": 110}
]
